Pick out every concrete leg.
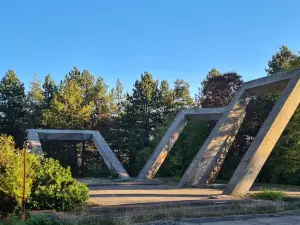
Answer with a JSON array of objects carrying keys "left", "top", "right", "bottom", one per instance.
[
  {"left": 137, "top": 112, "right": 187, "bottom": 180},
  {"left": 27, "top": 130, "right": 43, "bottom": 154},
  {"left": 92, "top": 131, "right": 130, "bottom": 180},
  {"left": 178, "top": 88, "right": 251, "bottom": 187},
  {"left": 223, "top": 75, "right": 300, "bottom": 196}
]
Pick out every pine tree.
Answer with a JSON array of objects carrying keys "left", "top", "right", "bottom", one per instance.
[
  {"left": 41, "top": 79, "right": 95, "bottom": 129},
  {"left": 159, "top": 80, "right": 174, "bottom": 114},
  {"left": 265, "top": 45, "right": 297, "bottom": 75},
  {"left": 0, "top": 70, "right": 27, "bottom": 147},
  {"left": 173, "top": 79, "right": 194, "bottom": 109},
  {"left": 42, "top": 74, "right": 58, "bottom": 110},
  {"left": 27, "top": 75, "right": 44, "bottom": 128}
]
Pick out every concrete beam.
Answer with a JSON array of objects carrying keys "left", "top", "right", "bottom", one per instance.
[
  {"left": 184, "top": 108, "right": 225, "bottom": 121},
  {"left": 27, "top": 129, "right": 43, "bottom": 154},
  {"left": 137, "top": 111, "right": 188, "bottom": 179},
  {"left": 27, "top": 129, "right": 130, "bottom": 180},
  {"left": 223, "top": 74, "right": 300, "bottom": 196},
  {"left": 37, "top": 132, "right": 92, "bottom": 141},
  {"left": 244, "top": 69, "right": 300, "bottom": 95},
  {"left": 178, "top": 87, "right": 252, "bottom": 187},
  {"left": 92, "top": 131, "right": 130, "bottom": 179}
]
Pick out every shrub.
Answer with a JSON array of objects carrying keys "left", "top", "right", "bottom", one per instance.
[
  {"left": 0, "top": 214, "right": 65, "bottom": 225},
  {"left": 28, "top": 158, "right": 89, "bottom": 211},
  {"left": 0, "top": 135, "right": 38, "bottom": 218},
  {"left": 252, "top": 189, "right": 288, "bottom": 201}
]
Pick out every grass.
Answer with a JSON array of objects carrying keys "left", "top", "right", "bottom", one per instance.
[
  {"left": 56, "top": 201, "right": 296, "bottom": 225},
  {"left": 1, "top": 201, "right": 297, "bottom": 225},
  {"left": 252, "top": 189, "right": 288, "bottom": 201}
]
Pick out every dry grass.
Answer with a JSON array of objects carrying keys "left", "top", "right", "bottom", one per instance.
[{"left": 56, "top": 200, "right": 297, "bottom": 225}]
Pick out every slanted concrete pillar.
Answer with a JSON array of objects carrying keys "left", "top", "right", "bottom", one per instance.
[
  {"left": 178, "top": 88, "right": 251, "bottom": 187},
  {"left": 223, "top": 75, "right": 300, "bottom": 196},
  {"left": 138, "top": 111, "right": 187, "bottom": 180},
  {"left": 27, "top": 130, "right": 43, "bottom": 154},
  {"left": 92, "top": 131, "right": 130, "bottom": 180}
]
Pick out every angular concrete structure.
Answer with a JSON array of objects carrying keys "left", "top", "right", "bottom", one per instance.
[
  {"left": 27, "top": 129, "right": 130, "bottom": 180},
  {"left": 139, "top": 68, "right": 300, "bottom": 196},
  {"left": 27, "top": 68, "right": 300, "bottom": 196},
  {"left": 137, "top": 108, "right": 225, "bottom": 180},
  {"left": 223, "top": 71, "right": 300, "bottom": 196},
  {"left": 178, "top": 88, "right": 252, "bottom": 187}
]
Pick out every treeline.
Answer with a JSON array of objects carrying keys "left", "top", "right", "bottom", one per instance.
[{"left": 0, "top": 45, "right": 300, "bottom": 184}]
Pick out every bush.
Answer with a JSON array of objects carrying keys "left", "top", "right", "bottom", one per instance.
[
  {"left": 0, "top": 134, "right": 89, "bottom": 215},
  {"left": 28, "top": 158, "right": 89, "bottom": 211},
  {"left": 0, "top": 135, "right": 38, "bottom": 218},
  {"left": 252, "top": 189, "right": 288, "bottom": 201},
  {"left": 0, "top": 214, "right": 65, "bottom": 225}
]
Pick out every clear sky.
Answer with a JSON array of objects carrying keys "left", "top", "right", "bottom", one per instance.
[{"left": 0, "top": 0, "right": 299, "bottom": 96}]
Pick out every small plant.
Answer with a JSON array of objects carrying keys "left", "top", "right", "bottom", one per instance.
[
  {"left": 252, "top": 189, "right": 288, "bottom": 201},
  {"left": 109, "top": 170, "right": 119, "bottom": 179}
]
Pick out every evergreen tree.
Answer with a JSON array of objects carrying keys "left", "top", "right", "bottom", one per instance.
[
  {"left": 159, "top": 80, "right": 174, "bottom": 114},
  {"left": 121, "top": 72, "right": 164, "bottom": 174},
  {"left": 41, "top": 79, "right": 95, "bottom": 129},
  {"left": 27, "top": 75, "right": 44, "bottom": 128},
  {"left": 42, "top": 74, "right": 58, "bottom": 110},
  {"left": 0, "top": 70, "right": 27, "bottom": 147},
  {"left": 265, "top": 45, "right": 297, "bottom": 75},
  {"left": 173, "top": 79, "right": 194, "bottom": 109}
]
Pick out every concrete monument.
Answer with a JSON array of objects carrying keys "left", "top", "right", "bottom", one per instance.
[{"left": 27, "top": 129, "right": 130, "bottom": 180}]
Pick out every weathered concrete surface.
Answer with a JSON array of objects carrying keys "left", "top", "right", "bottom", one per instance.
[
  {"left": 87, "top": 183, "right": 237, "bottom": 207},
  {"left": 138, "top": 108, "right": 225, "bottom": 180},
  {"left": 184, "top": 108, "right": 225, "bottom": 121},
  {"left": 244, "top": 68, "right": 300, "bottom": 95},
  {"left": 179, "top": 88, "right": 251, "bottom": 187},
  {"left": 138, "top": 112, "right": 188, "bottom": 180},
  {"left": 92, "top": 131, "right": 130, "bottom": 179},
  {"left": 27, "top": 129, "right": 130, "bottom": 179},
  {"left": 223, "top": 74, "right": 300, "bottom": 196},
  {"left": 27, "top": 129, "right": 43, "bottom": 154}
]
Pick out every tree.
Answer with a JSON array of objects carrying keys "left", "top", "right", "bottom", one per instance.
[
  {"left": 120, "top": 72, "right": 165, "bottom": 175},
  {"left": 42, "top": 74, "right": 58, "bottom": 109},
  {"left": 265, "top": 45, "right": 297, "bottom": 75},
  {"left": 115, "top": 79, "right": 124, "bottom": 108},
  {"left": 159, "top": 80, "right": 174, "bottom": 114},
  {"left": 41, "top": 79, "right": 95, "bottom": 129},
  {"left": 27, "top": 75, "right": 44, "bottom": 128},
  {"left": 173, "top": 79, "right": 194, "bottom": 109},
  {"left": 196, "top": 69, "right": 243, "bottom": 108},
  {"left": 0, "top": 70, "right": 27, "bottom": 147}
]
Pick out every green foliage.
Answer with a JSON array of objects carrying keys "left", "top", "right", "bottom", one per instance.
[
  {"left": 196, "top": 70, "right": 243, "bottom": 108},
  {"left": 28, "top": 158, "right": 89, "bottom": 211},
  {"left": 0, "top": 70, "right": 27, "bottom": 147},
  {"left": 0, "top": 214, "right": 65, "bottom": 225},
  {"left": 252, "top": 190, "right": 288, "bottom": 201},
  {"left": 158, "top": 121, "right": 211, "bottom": 177},
  {"left": 173, "top": 79, "right": 194, "bottom": 109},
  {"left": 0, "top": 135, "right": 38, "bottom": 218},
  {"left": 265, "top": 45, "right": 297, "bottom": 75},
  {"left": 41, "top": 79, "right": 95, "bottom": 129}
]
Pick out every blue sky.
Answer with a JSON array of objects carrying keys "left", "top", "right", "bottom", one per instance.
[{"left": 0, "top": 0, "right": 299, "bottom": 96}]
